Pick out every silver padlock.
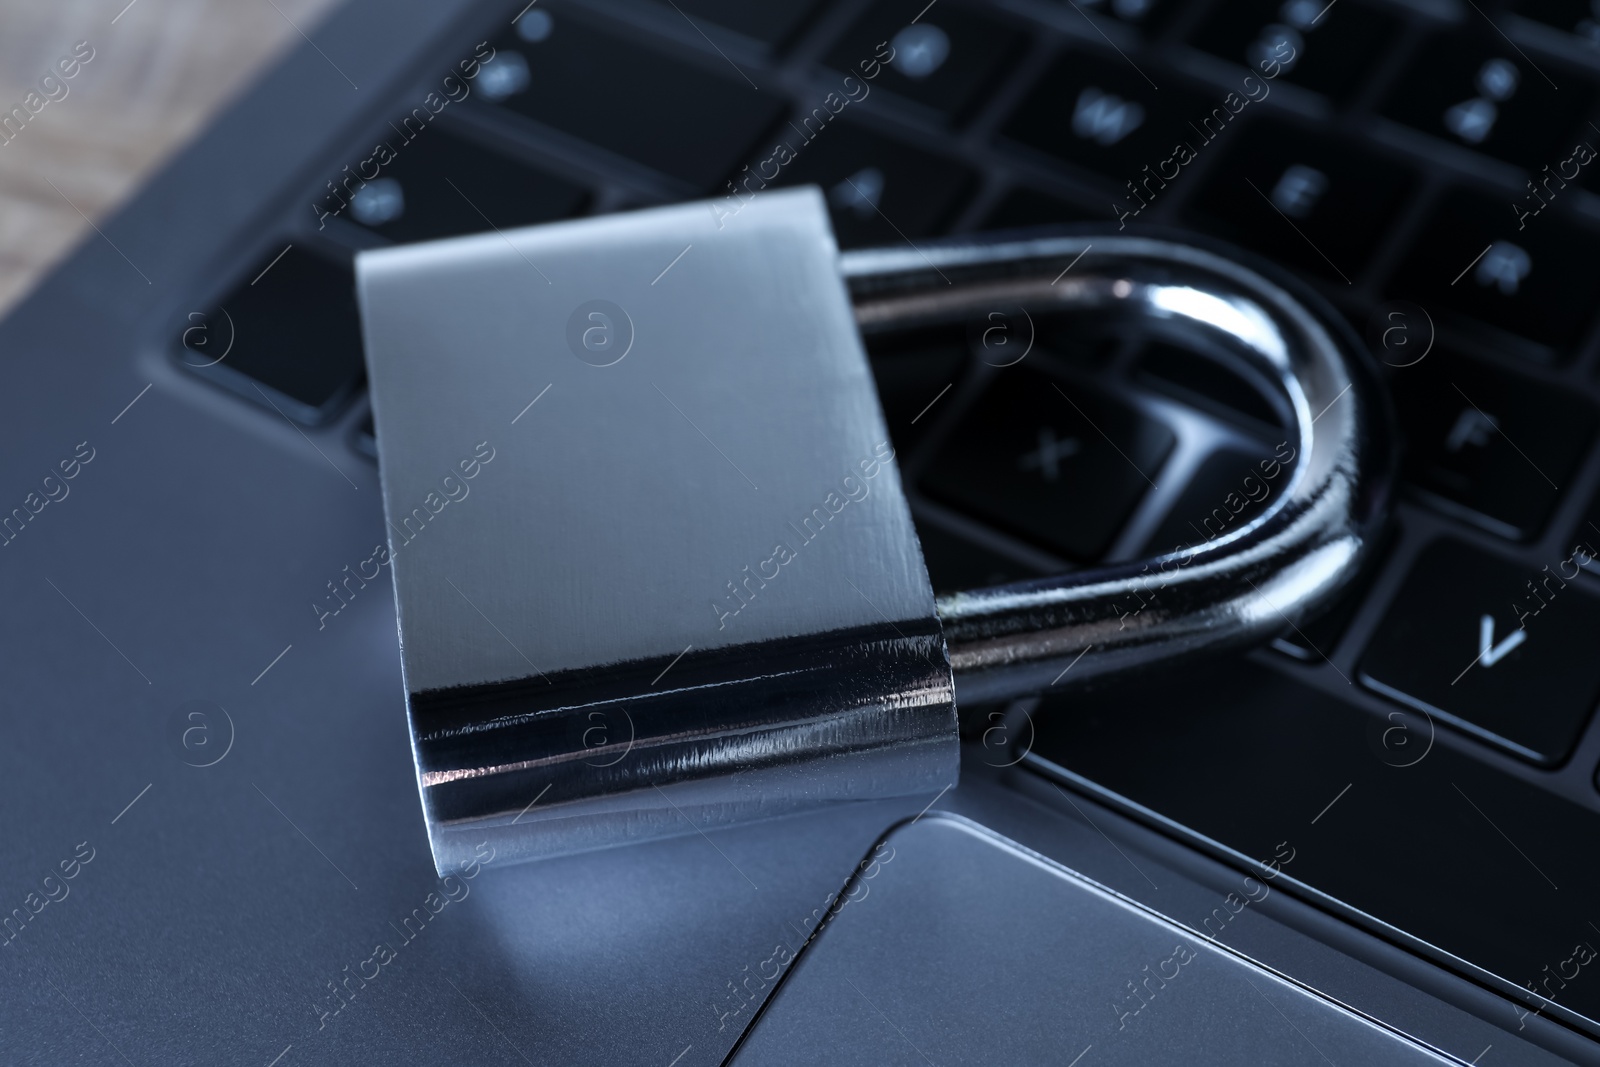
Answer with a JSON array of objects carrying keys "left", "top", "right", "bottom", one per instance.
[{"left": 356, "top": 188, "right": 1390, "bottom": 873}]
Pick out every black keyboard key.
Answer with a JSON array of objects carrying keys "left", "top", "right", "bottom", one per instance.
[
  {"left": 1029, "top": 657, "right": 1600, "bottom": 1031},
  {"left": 1136, "top": 340, "right": 1286, "bottom": 430},
  {"left": 1141, "top": 444, "right": 1286, "bottom": 555},
  {"left": 868, "top": 325, "right": 970, "bottom": 451},
  {"left": 340, "top": 128, "right": 586, "bottom": 243},
  {"left": 179, "top": 246, "right": 363, "bottom": 421},
  {"left": 1391, "top": 349, "right": 1593, "bottom": 538},
  {"left": 921, "top": 366, "right": 1174, "bottom": 560},
  {"left": 1002, "top": 52, "right": 1221, "bottom": 190},
  {"left": 483, "top": 13, "right": 784, "bottom": 189},
  {"left": 1379, "top": 34, "right": 1595, "bottom": 169},
  {"left": 745, "top": 119, "right": 974, "bottom": 247},
  {"left": 1512, "top": 0, "right": 1600, "bottom": 47},
  {"left": 915, "top": 521, "right": 1042, "bottom": 594},
  {"left": 654, "top": 0, "right": 822, "bottom": 47},
  {"left": 1035, "top": 320, "right": 1123, "bottom": 368},
  {"left": 1384, "top": 188, "right": 1600, "bottom": 352},
  {"left": 823, "top": 1, "right": 1027, "bottom": 121},
  {"left": 1361, "top": 539, "right": 1600, "bottom": 763},
  {"left": 1186, "top": 121, "right": 1414, "bottom": 282},
  {"left": 1073, "top": 0, "right": 1178, "bottom": 32},
  {"left": 984, "top": 187, "right": 1096, "bottom": 229},
  {"left": 1190, "top": 0, "right": 1397, "bottom": 101}
]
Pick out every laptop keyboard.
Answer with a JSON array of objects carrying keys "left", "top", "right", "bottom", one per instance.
[
  {"left": 1392, "top": 346, "right": 1594, "bottom": 537},
  {"left": 1388, "top": 186, "right": 1600, "bottom": 351},
  {"left": 1380, "top": 34, "right": 1594, "bottom": 168},
  {"left": 824, "top": 2, "right": 1027, "bottom": 120},
  {"left": 486, "top": 17, "right": 788, "bottom": 189},
  {"left": 171, "top": 0, "right": 1600, "bottom": 1037},
  {"left": 1183, "top": 119, "right": 1417, "bottom": 280},
  {"left": 736, "top": 118, "right": 978, "bottom": 247},
  {"left": 662, "top": 0, "right": 825, "bottom": 48},
  {"left": 341, "top": 127, "right": 588, "bottom": 243},
  {"left": 1002, "top": 51, "right": 1205, "bottom": 183},
  {"left": 183, "top": 244, "right": 365, "bottom": 421},
  {"left": 921, "top": 366, "right": 1176, "bottom": 561},
  {"left": 1191, "top": 0, "right": 1400, "bottom": 101},
  {"left": 1361, "top": 538, "right": 1600, "bottom": 764}
]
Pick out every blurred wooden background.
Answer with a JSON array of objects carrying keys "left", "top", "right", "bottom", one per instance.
[{"left": 0, "top": 0, "right": 342, "bottom": 314}]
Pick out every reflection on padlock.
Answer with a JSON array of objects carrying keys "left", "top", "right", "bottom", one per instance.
[{"left": 357, "top": 189, "right": 1391, "bottom": 872}]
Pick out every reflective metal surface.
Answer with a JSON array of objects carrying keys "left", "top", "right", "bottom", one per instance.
[
  {"left": 358, "top": 189, "right": 957, "bottom": 873},
  {"left": 842, "top": 234, "right": 1394, "bottom": 704},
  {"left": 361, "top": 196, "right": 1390, "bottom": 873}
]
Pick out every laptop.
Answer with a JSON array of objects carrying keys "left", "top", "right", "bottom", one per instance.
[{"left": 3, "top": 0, "right": 1599, "bottom": 1062}]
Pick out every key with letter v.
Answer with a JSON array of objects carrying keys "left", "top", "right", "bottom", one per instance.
[{"left": 1478, "top": 613, "right": 1525, "bottom": 668}]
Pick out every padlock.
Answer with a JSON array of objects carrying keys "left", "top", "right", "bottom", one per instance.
[{"left": 356, "top": 187, "right": 1390, "bottom": 873}]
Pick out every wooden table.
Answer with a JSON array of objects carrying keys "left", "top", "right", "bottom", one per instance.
[{"left": 0, "top": 0, "right": 341, "bottom": 315}]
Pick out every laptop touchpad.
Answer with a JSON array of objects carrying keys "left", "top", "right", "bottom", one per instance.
[{"left": 731, "top": 815, "right": 1453, "bottom": 1065}]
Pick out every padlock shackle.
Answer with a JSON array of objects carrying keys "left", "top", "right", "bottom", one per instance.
[{"left": 843, "top": 232, "right": 1396, "bottom": 704}]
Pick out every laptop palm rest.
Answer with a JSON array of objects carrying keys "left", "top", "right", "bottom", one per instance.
[{"left": 730, "top": 814, "right": 1456, "bottom": 1065}]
